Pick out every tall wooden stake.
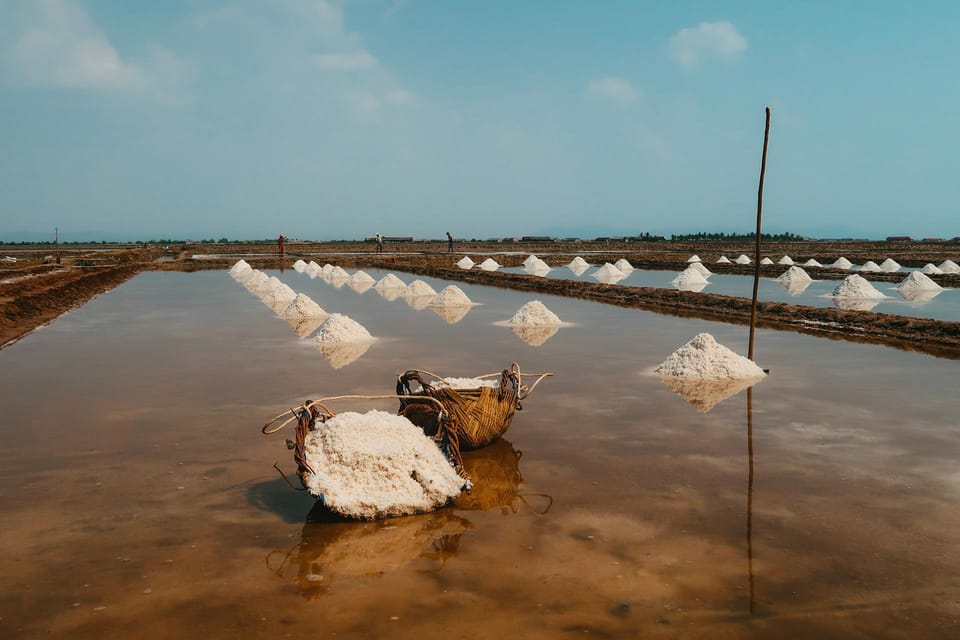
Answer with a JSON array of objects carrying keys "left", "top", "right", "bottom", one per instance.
[{"left": 748, "top": 108, "right": 771, "bottom": 361}]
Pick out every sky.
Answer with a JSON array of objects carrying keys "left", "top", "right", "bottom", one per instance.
[{"left": 1, "top": 0, "right": 959, "bottom": 241}]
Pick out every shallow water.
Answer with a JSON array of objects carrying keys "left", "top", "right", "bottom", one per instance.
[{"left": 2, "top": 269, "right": 960, "bottom": 638}]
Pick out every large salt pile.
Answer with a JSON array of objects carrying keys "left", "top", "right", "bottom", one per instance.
[
  {"left": 569, "top": 256, "right": 590, "bottom": 269},
  {"left": 314, "top": 313, "right": 374, "bottom": 345},
  {"left": 429, "top": 285, "right": 473, "bottom": 307},
  {"left": 803, "top": 258, "right": 823, "bottom": 268},
  {"left": 229, "top": 259, "right": 252, "bottom": 278},
  {"left": 717, "top": 256, "right": 732, "bottom": 264},
  {"left": 244, "top": 270, "right": 271, "bottom": 292},
  {"left": 347, "top": 270, "right": 376, "bottom": 294},
  {"left": 321, "top": 264, "right": 334, "bottom": 277},
  {"left": 262, "top": 278, "right": 297, "bottom": 310},
  {"left": 525, "top": 258, "right": 550, "bottom": 276},
  {"left": 735, "top": 255, "right": 752, "bottom": 265},
  {"left": 687, "top": 255, "right": 701, "bottom": 263},
  {"left": 402, "top": 280, "right": 437, "bottom": 299},
  {"left": 776, "top": 266, "right": 813, "bottom": 295},
  {"left": 328, "top": 266, "right": 350, "bottom": 280},
  {"left": 655, "top": 333, "right": 766, "bottom": 381},
  {"left": 374, "top": 273, "right": 406, "bottom": 290},
  {"left": 897, "top": 271, "right": 942, "bottom": 294},
  {"left": 777, "top": 256, "right": 794, "bottom": 265},
  {"left": 507, "top": 300, "right": 562, "bottom": 326},
  {"left": 293, "top": 259, "right": 308, "bottom": 272},
  {"left": 921, "top": 263, "right": 944, "bottom": 275},
  {"left": 760, "top": 257, "right": 774, "bottom": 265},
  {"left": 522, "top": 255, "right": 540, "bottom": 268},
  {"left": 880, "top": 258, "right": 902, "bottom": 272},
  {"left": 859, "top": 261, "right": 882, "bottom": 272},
  {"left": 281, "top": 293, "right": 327, "bottom": 321},
  {"left": 830, "top": 257, "right": 853, "bottom": 269},
  {"left": 614, "top": 259, "right": 634, "bottom": 272},
  {"left": 478, "top": 258, "right": 501, "bottom": 271},
  {"left": 671, "top": 266, "right": 709, "bottom": 289},
  {"left": 832, "top": 274, "right": 886, "bottom": 299},
  {"left": 593, "top": 263, "right": 626, "bottom": 284},
  {"left": 688, "top": 261, "right": 712, "bottom": 277},
  {"left": 306, "top": 262, "right": 323, "bottom": 278},
  {"left": 938, "top": 260, "right": 960, "bottom": 274},
  {"left": 301, "top": 410, "right": 465, "bottom": 519},
  {"left": 456, "top": 256, "right": 475, "bottom": 269}
]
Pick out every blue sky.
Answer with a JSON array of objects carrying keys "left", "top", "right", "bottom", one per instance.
[{"left": 1, "top": 0, "right": 958, "bottom": 241}]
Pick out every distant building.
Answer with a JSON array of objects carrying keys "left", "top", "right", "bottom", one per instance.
[
  {"left": 520, "top": 235, "right": 553, "bottom": 242},
  {"left": 885, "top": 236, "right": 913, "bottom": 242},
  {"left": 922, "top": 237, "right": 943, "bottom": 242}
]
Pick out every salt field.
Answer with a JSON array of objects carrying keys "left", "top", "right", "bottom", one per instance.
[{"left": 2, "top": 268, "right": 960, "bottom": 637}]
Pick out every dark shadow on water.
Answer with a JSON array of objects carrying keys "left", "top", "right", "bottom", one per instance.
[{"left": 246, "top": 476, "right": 317, "bottom": 524}]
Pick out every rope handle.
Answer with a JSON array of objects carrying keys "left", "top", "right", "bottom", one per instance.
[{"left": 262, "top": 394, "right": 446, "bottom": 435}]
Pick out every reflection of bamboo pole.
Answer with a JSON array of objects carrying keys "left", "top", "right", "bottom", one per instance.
[
  {"left": 747, "top": 387, "right": 756, "bottom": 615},
  {"left": 749, "top": 108, "right": 771, "bottom": 361}
]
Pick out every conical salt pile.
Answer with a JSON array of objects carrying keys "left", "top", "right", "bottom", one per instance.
[
  {"left": 306, "top": 262, "right": 323, "bottom": 278},
  {"left": 655, "top": 333, "right": 766, "bottom": 381},
  {"left": 717, "top": 256, "right": 731, "bottom": 264},
  {"left": 593, "top": 263, "right": 626, "bottom": 282},
  {"left": 402, "top": 280, "right": 437, "bottom": 299},
  {"left": 803, "top": 258, "right": 822, "bottom": 268},
  {"left": 672, "top": 266, "right": 708, "bottom": 288},
  {"left": 859, "top": 261, "right": 882, "bottom": 272},
  {"left": 735, "top": 255, "right": 751, "bottom": 264},
  {"left": 614, "top": 259, "right": 634, "bottom": 272},
  {"left": 479, "top": 258, "right": 501, "bottom": 271},
  {"left": 328, "top": 266, "right": 350, "bottom": 280},
  {"left": 348, "top": 270, "right": 376, "bottom": 286},
  {"left": 569, "top": 256, "right": 590, "bottom": 269},
  {"left": 374, "top": 273, "right": 406, "bottom": 290},
  {"left": 777, "top": 256, "right": 794, "bottom": 265},
  {"left": 938, "top": 259, "right": 960, "bottom": 274},
  {"left": 507, "top": 300, "right": 562, "bottom": 326},
  {"left": 456, "top": 256, "right": 475, "bottom": 269},
  {"left": 688, "top": 262, "right": 712, "bottom": 277},
  {"left": 777, "top": 266, "right": 813, "bottom": 286},
  {"left": 880, "top": 258, "right": 901, "bottom": 272},
  {"left": 281, "top": 293, "right": 327, "bottom": 320},
  {"left": 526, "top": 260, "right": 550, "bottom": 276},
  {"left": 321, "top": 264, "right": 334, "bottom": 277},
  {"left": 293, "top": 259, "right": 308, "bottom": 272},
  {"left": 244, "top": 270, "right": 270, "bottom": 292},
  {"left": 429, "top": 285, "right": 472, "bottom": 307},
  {"left": 314, "top": 313, "right": 374, "bottom": 344},
  {"left": 687, "top": 255, "right": 701, "bottom": 263},
  {"left": 760, "top": 257, "right": 774, "bottom": 265},
  {"left": 833, "top": 274, "right": 885, "bottom": 299},
  {"left": 830, "top": 257, "right": 853, "bottom": 269},
  {"left": 897, "top": 271, "right": 942, "bottom": 294},
  {"left": 229, "top": 259, "right": 252, "bottom": 277},
  {"left": 921, "top": 263, "right": 944, "bottom": 275},
  {"left": 523, "top": 255, "right": 540, "bottom": 268}
]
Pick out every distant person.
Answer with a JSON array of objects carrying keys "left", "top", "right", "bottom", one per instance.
[
  {"left": 446, "top": 231, "right": 453, "bottom": 254},
  {"left": 277, "top": 234, "right": 286, "bottom": 256},
  {"left": 376, "top": 233, "right": 384, "bottom": 254}
]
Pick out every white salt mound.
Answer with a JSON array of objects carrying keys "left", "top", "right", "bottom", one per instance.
[
  {"left": 229, "top": 260, "right": 252, "bottom": 277},
  {"left": 374, "top": 273, "right": 406, "bottom": 290},
  {"left": 478, "top": 258, "right": 501, "bottom": 271},
  {"left": 302, "top": 410, "right": 464, "bottom": 519},
  {"left": 306, "top": 263, "right": 323, "bottom": 278},
  {"left": 329, "top": 266, "right": 350, "bottom": 280},
  {"left": 735, "top": 255, "right": 752, "bottom": 265},
  {"left": 859, "top": 261, "right": 882, "bottom": 272},
  {"left": 508, "top": 300, "right": 562, "bottom": 326},
  {"left": 314, "top": 313, "right": 373, "bottom": 344},
  {"left": 717, "top": 256, "right": 732, "bottom": 264},
  {"left": 523, "top": 255, "right": 540, "bottom": 268},
  {"left": 655, "top": 333, "right": 766, "bottom": 381},
  {"left": 281, "top": 293, "right": 327, "bottom": 320},
  {"left": 244, "top": 270, "right": 269, "bottom": 290},
  {"left": 921, "top": 263, "right": 943, "bottom": 275},
  {"left": 614, "top": 259, "right": 634, "bottom": 272},
  {"left": 777, "top": 256, "right": 794, "bottom": 265},
  {"left": 776, "top": 266, "right": 813, "bottom": 285},
  {"left": 456, "top": 256, "right": 474, "bottom": 269},
  {"left": 671, "top": 267, "right": 709, "bottom": 287},
  {"left": 429, "top": 285, "right": 472, "bottom": 307},
  {"left": 880, "top": 258, "right": 901, "bottom": 272},
  {"left": 803, "top": 259, "right": 823, "bottom": 268},
  {"left": 432, "top": 377, "right": 500, "bottom": 390},
  {"left": 760, "top": 257, "right": 774, "bottom": 265},
  {"left": 528, "top": 258, "right": 550, "bottom": 271},
  {"left": 594, "top": 263, "right": 626, "bottom": 279},
  {"left": 687, "top": 255, "right": 701, "bottom": 263},
  {"left": 897, "top": 271, "right": 942, "bottom": 293},
  {"left": 348, "top": 270, "right": 376, "bottom": 287},
  {"left": 830, "top": 257, "right": 853, "bottom": 269},
  {"left": 833, "top": 274, "right": 885, "bottom": 299},
  {"left": 293, "top": 259, "right": 308, "bottom": 272},
  {"left": 938, "top": 260, "right": 960, "bottom": 274},
  {"left": 321, "top": 264, "right": 334, "bottom": 276},
  {"left": 402, "top": 280, "right": 437, "bottom": 298},
  {"left": 688, "top": 262, "right": 712, "bottom": 277},
  {"left": 569, "top": 256, "right": 590, "bottom": 269}
]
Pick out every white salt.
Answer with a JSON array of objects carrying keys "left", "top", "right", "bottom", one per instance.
[
  {"left": 511, "top": 324, "right": 560, "bottom": 347},
  {"left": 921, "top": 263, "right": 944, "bottom": 275},
  {"left": 760, "top": 257, "right": 774, "bottom": 265},
  {"left": 717, "top": 256, "right": 732, "bottom": 264},
  {"left": 776, "top": 266, "right": 813, "bottom": 286},
  {"left": 432, "top": 377, "right": 500, "bottom": 390},
  {"left": 314, "top": 313, "right": 374, "bottom": 344},
  {"left": 456, "top": 256, "right": 475, "bottom": 269},
  {"left": 374, "top": 273, "right": 406, "bottom": 290},
  {"left": 735, "top": 255, "right": 752, "bottom": 264},
  {"left": 429, "top": 285, "right": 472, "bottom": 307},
  {"left": 777, "top": 256, "right": 794, "bottom": 265},
  {"left": 328, "top": 266, "right": 350, "bottom": 280},
  {"left": 859, "top": 261, "right": 882, "bottom": 272},
  {"left": 655, "top": 333, "right": 766, "bottom": 381},
  {"left": 803, "top": 259, "right": 823, "bottom": 268},
  {"left": 525, "top": 260, "right": 550, "bottom": 276},
  {"left": 568, "top": 256, "right": 590, "bottom": 269},
  {"left": 671, "top": 267, "right": 709, "bottom": 287},
  {"left": 880, "top": 258, "right": 901, "bottom": 272},
  {"left": 348, "top": 270, "right": 376, "bottom": 287},
  {"left": 523, "top": 255, "right": 540, "bottom": 268},
  {"left": 244, "top": 270, "right": 270, "bottom": 291},
  {"left": 281, "top": 293, "right": 327, "bottom": 320},
  {"left": 688, "top": 262, "right": 712, "bottom": 277},
  {"left": 306, "top": 263, "right": 323, "bottom": 278},
  {"left": 897, "top": 271, "right": 942, "bottom": 293},
  {"left": 293, "top": 259, "right": 308, "bottom": 272},
  {"left": 614, "top": 259, "right": 634, "bottom": 272},
  {"left": 402, "top": 280, "right": 437, "bottom": 298},
  {"left": 262, "top": 278, "right": 297, "bottom": 309},
  {"left": 687, "top": 255, "right": 701, "bottom": 263},
  {"left": 508, "top": 300, "right": 562, "bottom": 326},
  {"left": 832, "top": 274, "right": 886, "bottom": 299},
  {"left": 229, "top": 260, "right": 252, "bottom": 277},
  {"left": 593, "top": 263, "right": 626, "bottom": 279},
  {"left": 478, "top": 258, "right": 501, "bottom": 271},
  {"left": 938, "top": 259, "right": 960, "bottom": 274},
  {"left": 830, "top": 257, "right": 853, "bottom": 269},
  {"left": 321, "top": 264, "right": 334, "bottom": 276},
  {"left": 302, "top": 410, "right": 464, "bottom": 519}
]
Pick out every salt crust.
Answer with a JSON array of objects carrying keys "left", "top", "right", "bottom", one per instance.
[
  {"left": 429, "top": 285, "right": 472, "bottom": 307},
  {"left": 402, "top": 280, "right": 437, "bottom": 298},
  {"left": 281, "top": 293, "right": 327, "bottom": 320},
  {"left": 897, "top": 271, "right": 942, "bottom": 293},
  {"left": 478, "top": 258, "right": 501, "bottom": 271},
  {"left": 655, "top": 333, "right": 766, "bottom": 381},
  {"left": 688, "top": 262, "right": 712, "bottom": 277},
  {"left": 456, "top": 256, "right": 475, "bottom": 269},
  {"left": 508, "top": 300, "right": 562, "bottom": 326},
  {"left": 803, "top": 259, "right": 822, "bottom": 267},
  {"left": 293, "top": 259, "right": 308, "bottom": 272},
  {"left": 614, "top": 259, "right": 634, "bottom": 272},
  {"left": 328, "top": 266, "right": 350, "bottom": 280},
  {"left": 717, "top": 256, "right": 731, "bottom": 264},
  {"left": 832, "top": 274, "right": 885, "bottom": 299},
  {"left": 671, "top": 266, "right": 709, "bottom": 287},
  {"left": 687, "top": 255, "right": 701, "bottom": 263},
  {"left": 314, "top": 313, "right": 373, "bottom": 344},
  {"left": 569, "top": 256, "right": 590, "bottom": 269},
  {"left": 859, "top": 261, "right": 882, "bottom": 272},
  {"left": 831, "top": 257, "right": 853, "bottom": 269},
  {"left": 921, "top": 263, "right": 944, "bottom": 275},
  {"left": 880, "top": 258, "right": 902, "bottom": 272},
  {"left": 938, "top": 260, "right": 960, "bottom": 274},
  {"left": 433, "top": 377, "right": 500, "bottom": 389},
  {"left": 777, "top": 256, "right": 794, "bottom": 265},
  {"left": 374, "top": 273, "right": 406, "bottom": 290},
  {"left": 523, "top": 255, "right": 540, "bottom": 268},
  {"left": 302, "top": 410, "right": 464, "bottom": 519},
  {"left": 776, "top": 266, "right": 812, "bottom": 285},
  {"left": 760, "top": 257, "right": 774, "bottom": 265},
  {"left": 735, "top": 255, "right": 752, "bottom": 264}
]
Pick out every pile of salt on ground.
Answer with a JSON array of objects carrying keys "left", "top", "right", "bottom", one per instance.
[
  {"left": 402, "top": 280, "right": 437, "bottom": 299},
  {"left": 244, "top": 270, "right": 270, "bottom": 291},
  {"left": 281, "top": 293, "right": 327, "bottom": 320},
  {"left": 614, "top": 259, "right": 634, "bottom": 272},
  {"left": 594, "top": 263, "right": 625, "bottom": 279},
  {"left": 321, "top": 264, "right": 334, "bottom": 276},
  {"left": 314, "top": 313, "right": 374, "bottom": 344},
  {"left": 293, "top": 259, "right": 308, "bottom": 272},
  {"left": 778, "top": 256, "right": 794, "bottom": 265},
  {"left": 804, "top": 258, "right": 823, "bottom": 268},
  {"left": 478, "top": 258, "right": 501, "bottom": 271},
  {"left": 687, "top": 255, "right": 701, "bottom": 263},
  {"left": 655, "top": 333, "right": 766, "bottom": 381},
  {"left": 735, "top": 254, "right": 752, "bottom": 264},
  {"left": 760, "top": 257, "right": 774, "bottom": 265},
  {"left": 229, "top": 260, "right": 252, "bottom": 277},
  {"left": 348, "top": 270, "right": 376, "bottom": 287},
  {"left": 523, "top": 255, "right": 540, "bottom": 268},
  {"left": 302, "top": 410, "right": 465, "bottom": 519},
  {"left": 897, "top": 271, "right": 942, "bottom": 293},
  {"left": 526, "top": 258, "right": 550, "bottom": 272},
  {"left": 569, "top": 256, "right": 590, "bottom": 269},
  {"left": 429, "top": 285, "right": 472, "bottom": 307},
  {"left": 456, "top": 256, "right": 475, "bottom": 269},
  {"left": 262, "top": 278, "right": 297, "bottom": 309},
  {"left": 859, "top": 261, "right": 882, "bottom": 272},
  {"left": 717, "top": 256, "right": 732, "bottom": 264},
  {"left": 374, "top": 273, "right": 406, "bottom": 290},
  {"left": 328, "top": 266, "right": 351, "bottom": 280},
  {"left": 938, "top": 260, "right": 960, "bottom": 274},
  {"left": 922, "top": 263, "right": 944, "bottom": 275},
  {"left": 671, "top": 267, "right": 709, "bottom": 288},
  {"left": 507, "top": 300, "right": 562, "bottom": 326},
  {"left": 688, "top": 261, "right": 712, "bottom": 277},
  {"left": 880, "top": 258, "right": 902, "bottom": 272},
  {"left": 830, "top": 257, "right": 853, "bottom": 269},
  {"left": 777, "top": 266, "right": 813, "bottom": 285},
  {"left": 306, "top": 262, "right": 323, "bottom": 278},
  {"left": 832, "top": 274, "right": 886, "bottom": 299}
]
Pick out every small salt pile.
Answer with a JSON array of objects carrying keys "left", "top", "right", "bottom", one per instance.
[
  {"left": 229, "top": 259, "right": 252, "bottom": 278},
  {"left": 456, "top": 256, "right": 475, "bottom": 269},
  {"left": 321, "top": 264, "right": 334, "bottom": 277},
  {"left": 402, "top": 280, "right": 437, "bottom": 299},
  {"left": 281, "top": 293, "right": 327, "bottom": 320},
  {"left": 525, "top": 259, "right": 550, "bottom": 276},
  {"left": 938, "top": 259, "right": 960, "bottom": 274},
  {"left": 263, "top": 282, "right": 297, "bottom": 311},
  {"left": 523, "top": 255, "right": 540, "bottom": 268},
  {"left": 777, "top": 266, "right": 813, "bottom": 285},
  {"left": 593, "top": 263, "right": 626, "bottom": 284},
  {"left": 429, "top": 285, "right": 472, "bottom": 307},
  {"left": 803, "top": 258, "right": 823, "bottom": 268},
  {"left": 735, "top": 255, "right": 752, "bottom": 265},
  {"left": 374, "top": 273, "right": 406, "bottom": 290},
  {"left": 655, "top": 333, "right": 766, "bottom": 381},
  {"left": 301, "top": 410, "right": 465, "bottom": 519},
  {"left": 328, "top": 266, "right": 350, "bottom": 280},
  {"left": 859, "top": 261, "right": 882, "bottom": 272},
  {"left": 830, "top": 257, "right": 853, "bottom": 269},
  {"left": 478, "top": 258, "right": 501, "bottom": 271},
  {"left": 688, "top": 262, "right": 712, "bottom": 277},
  {"left": 306, "top": 262, "right": 323, "bottom": 278},
  {"left": 507, "top": 300, "right": 562, "bottom": 326},
  {"left": 760, "top": 257, "right": 774, "bottom": 265},
  {"left": 614, "top": 259, "right": 634, "bottom": 272},
  {"left": 897, "top": 271, "right": 942, "bottom": 294},
  {"left": 244, "top": 270, "right": 270, "bottom": 291},
  {"left": 568, "top": 256, "right": 590, "bottom": 269},
  {"left": 293, "top": 259, "right": 308, "bottom": 272},
  {"left": 777, "top": 256, "right": 794, "bottom": 265},
  {"left": 832, "top": 274, "right": 886, "bottom": 299},
  {"left": 314, "top": 313, "right": 374, "bottom": 344},
  {"left": 687, "top": 255, "right": 701, "bottom": 263},
  {"left": 921, "top": 263, "right": 944, "bottom": 275},
  {"left": 348, "top": 270, "right": 376, "bottom": 288},
  {"left": 880, "top": 258, "right": 901, "bottom": 272},
  {"left": 717, "top": 256, "right": 732, "bottom": 264},
  {"left": 671, "top": 266, "right": 709, "bottom": 289}
]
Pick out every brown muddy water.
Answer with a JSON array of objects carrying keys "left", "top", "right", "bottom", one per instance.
[{"left": 2, "top": 269, "right": 959, "bottom": 639}]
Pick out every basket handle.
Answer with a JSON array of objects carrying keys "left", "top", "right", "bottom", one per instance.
[{"left": 263, "top": 394, "right": 445, "bottom": 435}]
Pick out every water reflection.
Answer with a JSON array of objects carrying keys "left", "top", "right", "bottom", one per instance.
[
  {"left": 659, "top": 375, "right": 764, "bottom": 413},
  {"left": 316, "top": 341, "right": 372, "bottom": 369},
  {"left": 286, "top": 316, "right": 325, "bottom": 338},
  {"left": 430, "top": 304, "right": 472, "bottom": 324},
  {"left": 455, "top": 439, "right": 524, "bottom": 513},
  {"left": 511, "top": 324, "right": 560, "bottom": 347},
  {"left": 745, "top": 387, "right": 756, "bottom": 616},
  {"left": 404, "top": 295, "right": 434, "bottom": 310},
  {"left": 525, "top": 264, "right": 551, "bottom": 277},
  {"left": 777, "top": 279, "right": 812, "bottom": 295},
  {"left": 832, "top": 297, "right": 881, "bottom": 311},
  {"left": 568, "top": 263, "right": 589, "bottom": 276},
  {"left": 593, "top": 270, "right": 626, "bottom": 285},
  {"left": 375, "top": 286, "right": 404, "bottom": 302},
  {"left": 899, "top": 288, "right": 943, "bottom": 304},
  {"left": 347, "top": 279, "right": 374, "bottom": 295}
]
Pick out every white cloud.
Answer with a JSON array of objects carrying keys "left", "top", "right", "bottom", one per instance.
[
  {"left": 586, "top": 77, "right": 641, "bottom": 104},
  {"left": 385, "top": 89, "right": 415, "bottom": 105},
  {"left": 312, "top": 49, "right": 378, "bottom": 70},
  {"left": 668, "top": 21, "right": 747, "bottom": 68}
]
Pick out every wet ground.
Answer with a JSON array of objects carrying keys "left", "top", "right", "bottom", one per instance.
[{"left": 2, "top": 269, "right": 960, "bottom": 638}]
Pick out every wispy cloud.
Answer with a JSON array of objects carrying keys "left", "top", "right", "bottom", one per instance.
[
  {"left": 668, "top": 21, "right": 747, "bottom": 68},
  {"left": 312, "top": 49, "right": 378, "bottom": 70},
  {"left": 586, "top": 77, "right": 640, "bottom": 104}
]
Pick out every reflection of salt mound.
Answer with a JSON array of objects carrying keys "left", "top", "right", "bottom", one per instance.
[
  {"left": 374, "top": 273, "right": 406, "bottom": 290},
  {"left": 614, "top": 259, "right": 634, "bottom": 272},
  {"left": 522, "top": 255, "right": 540, "bottom": 268},
  {"left": 478, "top": 258, "right": 500, "bottom": 271},
  {"left": 777, "top": 266, "right": 812, "bottom": 285},
  {"left": 328, "top": 266, "right": 350, "bottom": 280},
  {"left": 833, "top": 297, "right": 880, "bottom": 311},
  {"left": 287, "top": 316, "right": 325, "bottom": 338},
  {"left": 293, "top": 259, "right": 308, "bottom": 272},
  {"left": 508, "top": 300, "right": 562, "bottom": 326},
  {"left": 660, "top": 376, "right": 761, "bottom": 413},
  {"left": 921, "top": 263, "right": 944, "bottom": 275},
  {"left": 402, "top": 280, "right": 437, "bottom": 299},
  {"left": 760, "top": 257, "right": 774, "bottom": 265},
  {"left": 569, "top": 263, "right": 589, "bottom": 276},
  {"left": 830, "top": 257, "right": 853, "bottom": 269},
  {"left": 302, "top": 410, "right": 464, "bottom": 519},
  {"left": 317, "top": 341, "right": 372, "bottom": 369},
  {"left": 803, "top": 258, "right": 822, "bottom": 268},
  {"left": 376, "top": 286, "right": 404, "bottom": 302},
  {"left": 655, "top": 333, "right": 766, "bottom": 381},
  {"left": 832, "top": 274, "right": 886, "bottom": 299},
  {"left": 735, "top": 254, "right": 752, "bottom": 264},
  {"left": 229, "top": 259, "right": 252, "bottom": 278},
  {"left": 429, "top": 285, "right": 472, "bottom": 307},
  {"left": 777, "top": 255, "right": 794, "bottom": 265},
  {"left": 897, "top": 271, "right": 942, "bottom": 294},
  {"left": 900, "top": 288, "right": 943, "bottom": 303},
  {"left": 593, "top": 263, "right": 626, "bottom": 283},
  {"left": 430, "top": 304, "right": 472, "bottom": 324},
  {"left": 314, "top": 313, "right": 373, "bottom": 344},
  {"left": 511, "top": 324, "right": 560, "bottom": 347},
  {"left": 569, "top": 256, "right": 590, "bottom": 269},
  {"left": 717, "top": 256, "right": 731, "bottom": 264},
  {"left": 671, "top": 266, "right": 709, "bottom": 289},
  {"left": 347, "top": 271, "right": 376, "bottom": 294},
  {"left": 859, "top": 261, "right": 882, "bottom": 272},
  {"left": 939, "top": 260, "right": 960, "bottom": 274},
  {"left": 281, "top": 293, "right": 327, "bottom": 321},
  {"left": 688, "top": 261, "right": 712, "bottom": 277},
  {"left": 687, "top": 255, "right": 701, "bottom": 263},
  {"left": 880, "top": 258, "right": 901, "bottom": 272},
  {"left": 456, "top": 256, "right": 474, "bottom": 269}
]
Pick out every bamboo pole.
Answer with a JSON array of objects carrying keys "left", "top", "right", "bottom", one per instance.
[{"left": 748, "top": 108, "right": 771, "bottom": 361}]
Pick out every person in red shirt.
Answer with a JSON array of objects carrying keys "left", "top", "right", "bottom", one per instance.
[{"left": 278, "top": 234, "right": 286, "bottom": 256}]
